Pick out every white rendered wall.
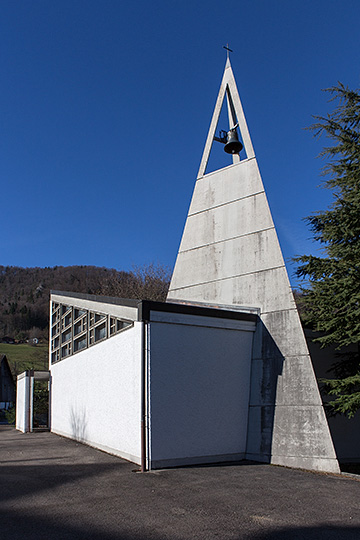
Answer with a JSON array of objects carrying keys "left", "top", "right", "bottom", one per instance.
[
  {"left": 51, "top": 323, "right": 142, "bottom": 464},
  {"left": 16, "top": 372, "right": 30, "bottom": 433},
  {"left": 147, "top": 313, "right": 255, "bottom": 468}
]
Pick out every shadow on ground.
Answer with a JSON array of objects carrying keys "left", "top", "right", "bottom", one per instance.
[
  {"left": 253, "top": 527, "right": 360, "bottom": 540},
  {"left": 1, "top": 506, "right": 359, "bottom": 540},
  {"left": 1, "top": 426, "right": 360, "bottom": 540}
]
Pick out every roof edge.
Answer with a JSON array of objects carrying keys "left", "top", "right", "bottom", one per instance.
[
  {"left": 50, "top": 290, "right": 141, "bottom": 309},
  {"left": 50, "top": 291, "right": 259, "bottom": 324}
]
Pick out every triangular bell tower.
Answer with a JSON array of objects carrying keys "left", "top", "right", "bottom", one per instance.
[
  {"left": 167, "top": 59, "right": 339, "bottom": 473},
  {"left": 197, "top": 57, "right": 254, "bottom": 176}
]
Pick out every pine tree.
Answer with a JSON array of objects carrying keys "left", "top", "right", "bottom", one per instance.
[{"left": 295, "top": 83, "right": 360, "bottom": 418}]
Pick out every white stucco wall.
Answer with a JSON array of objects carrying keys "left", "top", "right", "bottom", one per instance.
[
  {"left": 147, "top": 313, "right": 255, "bottom": 468},
  {"left": 50, "top": 323, "right": 142, "bottom": 464},
  {"left": 16, "top": 372, "right": 30, "bottom": 433}
]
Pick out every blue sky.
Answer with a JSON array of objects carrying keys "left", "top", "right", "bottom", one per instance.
[{"left": 1, "top": 1, "right": 359, "bottom": 287}]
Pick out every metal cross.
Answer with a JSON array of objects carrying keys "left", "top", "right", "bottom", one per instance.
[{"left": 223, "top": 44, "right": 233, "bottom": 58}]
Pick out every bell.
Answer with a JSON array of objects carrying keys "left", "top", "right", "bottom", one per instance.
[{"left": 224, "top": 129, "right": 243, "bottom": 154}]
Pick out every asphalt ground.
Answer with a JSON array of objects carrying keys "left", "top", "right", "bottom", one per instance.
[{"left": 1, "top": 425, "right": 359, "bottom": 540}]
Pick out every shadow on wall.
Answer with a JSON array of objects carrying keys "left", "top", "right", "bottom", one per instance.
[
  {"left": 306, "top": 329, "right": 360, "bottom": 462},
  {"left": 70, "top": 408, "right": 87, "bottom": 442},
  {"left": 247, "top": 318, "right": 284, "bottom": 462}
]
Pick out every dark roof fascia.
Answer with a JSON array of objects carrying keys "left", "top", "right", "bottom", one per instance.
[
  {"left": 50, "top": 291, "right": 258, "bottom": 324},
  {"left": 50, "top": 290, "right": 141, "bottom": 309},
  {"left": 138, "top": 300, "right": 258, "bottom": 324}
]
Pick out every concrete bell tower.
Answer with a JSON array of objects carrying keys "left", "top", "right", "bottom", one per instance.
[{"left": 167, "top": 58, "right": 339, "bottom": 473}]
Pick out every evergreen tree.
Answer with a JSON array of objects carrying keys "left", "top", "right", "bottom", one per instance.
[{"left": 295, "top": 83, "right": 360, "bottom": 418}]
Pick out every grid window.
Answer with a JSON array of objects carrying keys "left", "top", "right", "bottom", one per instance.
[
  {"left": 50, "top": 301, "right": 133, "bottom": 363},
  {"left": 110, "top": 317, "right": 116, "bottom": 335},
  {"left": 74, "top": 318, "right": 87, "bottom": 336},
  {"left": 95, "top": 322, "right": 107, "bottom": 342},
  {"left": 74, "top": 308, "right": 86, "bottom": 320},
  {"left": 51, "top": 322, "right": 60, "bottom": 337},
  {"left": 89, "top": 328, "right": 95, "bottom": 346},
  {"left": 64, "top": 312, "right": 72, "bottom": 328},
  {"left": 74, "top": 335, "right": 87, "bottom": 352},
  {"left": 61, "top": 343, "right": 71, "bottom": 358},
  {"left": 61, "top": 329, "right": 72, "bottom": 344}
]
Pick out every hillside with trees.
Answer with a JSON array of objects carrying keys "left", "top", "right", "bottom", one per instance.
[{"left": 0, "top": 264, "right": 171, "bottom": 340}]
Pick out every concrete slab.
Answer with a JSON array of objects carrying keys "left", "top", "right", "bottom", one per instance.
[{"left": 1, "top": 426, "right": 359, "bottom": 540}]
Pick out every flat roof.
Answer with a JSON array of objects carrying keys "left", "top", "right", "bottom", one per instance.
[{"left": 50, "top": 290, "right": 258, "bottom": 324}]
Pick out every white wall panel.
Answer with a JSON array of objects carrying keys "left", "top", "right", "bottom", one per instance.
[
  {"left": 148, "top": 319, "right": 254, "bottom": 468},
  {"left": 16, "top": 373, "right": 30, "bottom": 433},
  {"left": 51, "top": 323, "right": 142, "bottom": 464}
]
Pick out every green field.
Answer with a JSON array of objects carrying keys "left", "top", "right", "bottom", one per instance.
[{"left": 0, "top": 343, "right": 49, "bottom": 376}]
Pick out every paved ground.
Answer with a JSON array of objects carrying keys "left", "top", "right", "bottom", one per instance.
[{"left": 1, "top": 426, "right": 359, "bottom": 539}]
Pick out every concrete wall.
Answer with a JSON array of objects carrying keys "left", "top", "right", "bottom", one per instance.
[
  {"left": 50, "top": 323, "right": 142, "bottom": 464},
  {"left": 147, "top": 311, "right": 255, "bottom": 469},
  {"left": 16, "top": 372, "right": 30, "bottom": 433}
]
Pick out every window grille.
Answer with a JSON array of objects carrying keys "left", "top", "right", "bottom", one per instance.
[{"left": 50, "top": 301, "right": 133, "bottom": 364}]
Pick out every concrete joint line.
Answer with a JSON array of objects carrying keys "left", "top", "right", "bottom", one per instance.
[
  {"left": 179, "top": 227, "right": 277, "bottom": 254},
  {"left": 169, "top": 265, "right": 286, "bottom": 291},
  {"left": 197, "top": 157, "right": 257, "bottom": 181},
  {"left": 260, "top": 308, "right": 300, "bottom": 316},
  {"left": 188, "top": 190, "right": 266, "bottom": 217}
]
